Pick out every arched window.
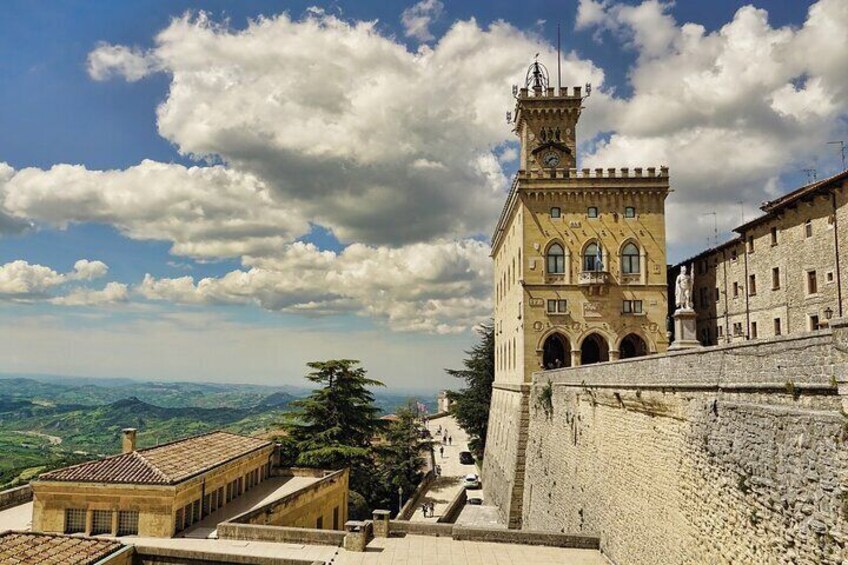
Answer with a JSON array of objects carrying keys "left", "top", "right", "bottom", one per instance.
[
  {"left": 546, "top": 243, "right": 565, "bottom": 274},
  {"left": 583, "top": 242, "right": 601, "bottom": 272},
  {"left": 621, "top": 242, "right": 640, "bottom": 274}
]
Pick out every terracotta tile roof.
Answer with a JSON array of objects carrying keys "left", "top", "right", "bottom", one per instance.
[
  {"left": 0, "top": 532, "right": 123, "bottom": 565},
  {"left": 38, "top": 431, "right": 272, "bottom": 485}
]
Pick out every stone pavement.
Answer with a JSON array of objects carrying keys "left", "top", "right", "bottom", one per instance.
[
  {"left": 335, "top": 534, "right": 608, "bottom": 565},
  {"left": 410, "top": 415, "right": 475, "bottom": 522},
  {"left": 0, "top": 501, "right": 32, "bottom": 531}
]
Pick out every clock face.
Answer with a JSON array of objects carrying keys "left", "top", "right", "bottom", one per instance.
[{"left": 542, "top": 152, "right": 560, "bottom": 168}]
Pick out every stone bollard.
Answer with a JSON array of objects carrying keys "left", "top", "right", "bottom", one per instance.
[
  {"left": 372, "top": 510, "right": 391, "bottom": 537},
  {"left": 344, "top": 520, "right": 373, "bottom": 552}
]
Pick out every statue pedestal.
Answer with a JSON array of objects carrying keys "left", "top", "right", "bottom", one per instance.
[{"left": 669, "top": 308, "right": 701, "bottom": 351}]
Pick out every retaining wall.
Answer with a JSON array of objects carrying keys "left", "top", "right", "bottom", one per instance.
[
  {"left": 0, "top": 485, "right": 32, "bottom": 511},
  {"left": 522, "top": 320, "right": 848, "bottom": 565}
]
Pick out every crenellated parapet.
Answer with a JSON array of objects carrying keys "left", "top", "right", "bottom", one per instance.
[{"left": 519, "top": 166, "right": 670, "bottom": 180}]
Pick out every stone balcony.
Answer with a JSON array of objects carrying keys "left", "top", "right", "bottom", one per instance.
[{"left": 577, "top": 271, "right": 610, "bottom": 287}]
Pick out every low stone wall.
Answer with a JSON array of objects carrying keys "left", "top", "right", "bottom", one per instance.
[
  {"left": 227, "top": 469, "right": 348, "bottom": 531},
  {"left": 396, "top": 470, "right": 434, "bottom": 520},
  {"left": 133, "top": 544, "right": 323, "bottom": 565},
  {"left": 436, "top": 486, "right": 466, "bottom": 524},
  {"left": 522, "top": 320, "right": 848, "bottom": 565},
  {"left": 452, "top": 525, "right": 600, "bottom": 549},
  {"left": 216, "top": 523, "right": 344, "bottom": 546},
  {"left": 388, "top": 520, "right": 455, "bottom": 537},
  {"left": 0, "top": 484, "right": 32, "bottom": 511}
]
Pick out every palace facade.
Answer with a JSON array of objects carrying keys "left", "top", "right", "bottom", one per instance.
[{"left": 484, "top": 61, "right": 670, "bottom": 528}]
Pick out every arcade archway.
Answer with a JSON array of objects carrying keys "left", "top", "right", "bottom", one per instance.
[
  {"left": 580, "top": 333, "right": 609, "bottom": 365},
  {"left": 619, "top": 333, "right": 648, "bottom": 359},
  {"left": 542, "top": 333, "right": 570, "bottom": 369}
]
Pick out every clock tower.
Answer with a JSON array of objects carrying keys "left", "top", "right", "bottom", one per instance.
[{"left": 483, "top": 60, "right": 670, "bottom": 529}]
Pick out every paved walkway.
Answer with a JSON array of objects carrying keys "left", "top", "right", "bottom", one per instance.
[{"left": 410, "top": 416, "right": 479, "bottom": 523}]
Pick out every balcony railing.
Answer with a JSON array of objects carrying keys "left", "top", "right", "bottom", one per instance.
[{"left": 578, "top": 271, "right": 610, "bottom": 286}]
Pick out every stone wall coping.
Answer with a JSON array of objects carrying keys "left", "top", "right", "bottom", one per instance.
[
  {"left": 133, "top": 542, "right": 323, "bottom": 565},
  {"left": 534, "top": 329, "right": 842, "bottom": 389},
  {"left": 436, "top": 485, "right": 467, "bottom": 524},
  {"left": 0, "top": 484, "right": 32, "bottom": 512},
  {"left": 217, "top": 522, "right": 345, "bottom": 547}
]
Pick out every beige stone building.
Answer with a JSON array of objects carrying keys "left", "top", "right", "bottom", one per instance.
[
  {"left": 484, "top": 61, "right": 671, "bottom": 528},
  {"left": 675, "top": 169, "right": 848, "bottom": 344},
  {"left": 31, "top": 430, "right": 274, "bottom": 537}
]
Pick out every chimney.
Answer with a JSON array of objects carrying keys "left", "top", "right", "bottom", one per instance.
[{"left": 122, "top": 428, "right": 137, "bottom": 453}]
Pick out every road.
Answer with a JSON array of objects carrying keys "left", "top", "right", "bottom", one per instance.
[
  {"left": 410, "top": 415, "right": 476, "bottom": 522},
  {"left": 12, "top": 431, "right": 62, "bottom": 445}
]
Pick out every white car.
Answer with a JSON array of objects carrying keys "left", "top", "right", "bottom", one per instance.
[{"left": 462, "top": 473, "right": 480, "bottom": 489}]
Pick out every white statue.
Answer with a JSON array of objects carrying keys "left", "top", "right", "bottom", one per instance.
[{"left": 675, "top": 264, "right": 694, "bottom": 310}]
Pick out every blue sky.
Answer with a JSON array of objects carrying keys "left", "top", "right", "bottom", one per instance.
[{"left": 0, "top": 0, "right": 843, "bottom": 390}]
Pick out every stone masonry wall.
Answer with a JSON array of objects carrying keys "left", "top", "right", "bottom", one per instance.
[
  {"left": 481, "top": 386, "right": 526, "bottom": 527},
  {"left": 522, "top": 322, "right": 848, "bottom": 565}
]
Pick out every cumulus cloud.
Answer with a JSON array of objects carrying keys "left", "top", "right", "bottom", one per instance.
[
  {"left": 0, "top": 259, "right": 113, "bottom": 302},
  {"left": 576, "top": 0, "right": 848, "bottom": 251},
  {"left": 139, "top": 240, "right": 491, "bottom": 334},
  {"left": 401, "top": 0, "right": 444, "bottom": 42}
]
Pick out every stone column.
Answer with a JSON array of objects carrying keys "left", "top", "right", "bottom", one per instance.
[
  {"left": 609, "top": 350, "right": 620, "bottom": 361},
  {"left": 570, "top": 349, "right": 581, "bottom": 367},
  {"left": 372, "top": 510, "right": 390, "bottom": 538}
]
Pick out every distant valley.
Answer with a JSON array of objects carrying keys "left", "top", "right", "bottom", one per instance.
[{"left": 0, "top": 374, "right": 437, "bottom": 489}]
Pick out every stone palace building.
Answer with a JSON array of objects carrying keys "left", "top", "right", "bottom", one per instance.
[{"left": 484, "top": 61, "right": 671, "bottom": 528}]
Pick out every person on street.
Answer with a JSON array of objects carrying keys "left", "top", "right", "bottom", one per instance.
[{"left": 439, "top": 445, "right": 444, "bottom": 458}]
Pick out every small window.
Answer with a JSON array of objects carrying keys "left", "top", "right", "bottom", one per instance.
[
  {"left": 807, "top": 270, "right": 818, "bottom": 294},
  {"left": 805, "top": 219, "right": 813, "bottom": 238},
  {"left": 550, "top": 207, "right": 561, "bottom": 218},
  {"left": 731, "top": 249, "right": 738, "bottom": 261},
  {"left": 809, "top": 315, "right": 820, "bottom": 331},
  {"left": 587, "top": 206, "right": 598, "bottom": 218},
  {"left": 717, "top": 325, "right": 723, "bottom": 338},
  {"left": 547, "top": 299, "right": 557, "bottom": 313},
  {"left": 827, "top": 271, "right": 834, "bottom": 282},
  {"left": 583, "top": 242, "right": 601, "bottom": 271},
  {"left": 117, "top": 511, "right": 139, "bottom": 536},
  {"left": 715, "top": 287, "right": 720, "bottom": 301},
  {"left": 747, "top": 235, "right": 754, "bottom": 253},
  {"left": 623, "top": 300, "right": 643, "bottom": 314},
  {"left": 91, "top": 510, "right": 112, "bottom": 536},
  {"left": 750, "top": 322, "right": 758, "bottom": 339},
  {"left": 774, "top": 318, "right": 782, "bottom": 336},
  {"left": 733, "top": 282, "right": 739, "bottom": 298},
  {"left": 770, "top": 227, "right": 778, "bottom": 246},
  {"left": 772, "top": 267, "right": 780, "bottom": 290},
  {"left": 748, "top": 274, "right": 757, "bottom": 296},
  {"left": 65, "top": 508, "right": 86, "bottom": 534},
  {"left": 733, "top": 322, "right": 743, "bottom": 336},
  {"left": 624, "top": 206, "right": 636, "bottom": 218},
  {"left": 557, "top": 299, "right": 567, "bottom": 313}
]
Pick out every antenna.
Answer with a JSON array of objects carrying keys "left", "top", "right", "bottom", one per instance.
[
  {"left": 803, "top": 167, "right": 817, "bottom": 184},
  {"left": 702, "top": 212, "right": 717, "bottom": 248},
  {"left": 827, "top": 140, "right": 846, "bottom": 171},
  {"left": 557, "top": 23, "right": 562, "bottom": 91}
]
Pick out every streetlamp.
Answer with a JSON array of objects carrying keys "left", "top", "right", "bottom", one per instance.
[
  {"left": 824, "top": 307, "right": 834, "bottom": 321},
  {"left": 398, "top": 486, "right": 403, "bottom": 512}
]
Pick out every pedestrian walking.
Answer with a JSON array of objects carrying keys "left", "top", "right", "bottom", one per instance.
[
  {"left": 421, "top": 502, "right": 427, "bottom": 516},
  {"left": 439, "top": 445, "right": 444, "bottom": 458},
  {"left": 448, "top": 435, "right": 452, "bottom": 445}
]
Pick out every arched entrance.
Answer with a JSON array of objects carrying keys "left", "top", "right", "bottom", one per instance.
[
  {"left": 542, "top": 333, "right": 570, "bottom": 369},
  {"left": 580, "top": 333, "right": 609, "bottom": 365},
  {"left": 619, "top": 333, "right": 648, "bottom": 359}
]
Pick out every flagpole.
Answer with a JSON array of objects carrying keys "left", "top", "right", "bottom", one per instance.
[{"left": 557, "top": 23, "right": 562, "bottom": 91}]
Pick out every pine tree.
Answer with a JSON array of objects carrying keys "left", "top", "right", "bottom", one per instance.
[
  {"left": 283, "top": 359, "right": 384, "bottom": 504},
  {"left": 445, "top": 323, "right": 494, "bottom": 458},
  {"left": 374, "top": 402, "right": 425, "bottom": 514}
]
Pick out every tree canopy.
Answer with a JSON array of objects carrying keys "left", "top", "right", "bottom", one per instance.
[{"left": 445, "top": 322, "right": 494, "bottom": 458}]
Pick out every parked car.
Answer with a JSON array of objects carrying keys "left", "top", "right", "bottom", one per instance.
[
  {"left": 462, "top": 473, "right": 481, "bottom": 489},
  {"left": 466, "top": 497, "right": 483, "bottom": 505},
  {"left": 459, "top": 451, "right": 474, "bottom": 465}
]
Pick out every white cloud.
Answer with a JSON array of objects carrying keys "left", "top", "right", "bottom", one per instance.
[
  {"left": 51, "top": 282, "right": 129, "bottom": 306},
  {"left": 401, "top": 0, "right": 444, "bottom": 42},
  {"left": 87, "top": 43, "right": 159, "bottom": 81},
  {"left": 0, "top": 259, "right": 113, "bottom": 302},
  {"left": 576, "top": 0, "right": 848, "bottom": 253},
  {"left": 139, "top": 240, "right": 491, "bottom": 334}
]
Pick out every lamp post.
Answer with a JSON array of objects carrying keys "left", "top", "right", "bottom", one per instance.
[
  {"left": 824, "top": 306, "right": 834, "bottom": 321},
  {"left": 398, "top": 486, "right": 403, "bottom": 512}
]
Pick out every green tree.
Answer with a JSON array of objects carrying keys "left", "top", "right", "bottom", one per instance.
[
  {"left": 283, "top": 359, "right": 384, "bottom": 505},
  {"left": 446, "top": 322, "right": 494, "bottom": 458},
  {"left": 374, "top": 402, "right": 425, "bottom": 514}
]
